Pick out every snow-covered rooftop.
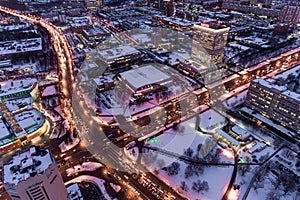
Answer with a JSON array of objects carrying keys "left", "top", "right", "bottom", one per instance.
[
  {"left": 0, "top": 78, "right": 37, "bottom": 98},
  {"left": 274, "top": 65, "right": 300, "bottom": 80},
  {"left": 83, "top": 26, "right": 109, "bottom": 37},
  {"left": 248, "top": 140, "right": 266, "bottom": 153},
  {"left": 252, "top": 78, "right": 286, "bottom": 91},
  {"left": 236, "top": 36, "right": 269, "bottom": 48},
  {"left": 42, "top": 85, "right": 57, "bottom": 97},
  {"left": 0, "top": 22, "right": 32, "bottom": 32},
  {"left": 119, "top": 65, "right": 171, "bottom": 90},
  {"left": 3, "top": 146, "right": 53, "bottom": 186},
  {"left": 93, "top": 76, "right": 114, "bottom": 86},
  {"left": 154, "top": 15, "right": 199, "bottom": 27},
  {"left": 14, "top": 109, "right": 44, "bottom": 135},
  {"left": 0, "top": 119, "right": 10, "bottom": 140},
  {"left": 69, "top": 16, "right": 92, "bottom": 27},
  {"left": 282, "top": 90, "right": 300, "bottom": 101},
  {"left": 0, "top": 38, "right": 42, "bottom": 55},
  {"left": 231, "top": 125, "right": 251, "bottom": 139},
  {"left": 216, "top": 128, "right": 240, "bottom": 147}
]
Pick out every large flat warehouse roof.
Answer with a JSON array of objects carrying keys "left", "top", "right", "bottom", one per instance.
[{"left": 119, "top": 65, "right": 171, "bottom": 90}]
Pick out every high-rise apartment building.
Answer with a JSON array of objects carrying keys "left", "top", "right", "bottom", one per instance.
[
  {"left": 3, "top": 146, "right": 69, "bottom": 200},
  {"left": 192, "top": 24, "right": 230, "bottom": 65}
]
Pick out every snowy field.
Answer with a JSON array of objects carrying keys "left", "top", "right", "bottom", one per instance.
[
  {"left": 198, "top": 109, "right": 227, "bottom": 131},
  {"left": 143, "top": 152, "right": 233, "bottom": 200},
  {"left": 66, "top": 162, "right": 102, "bottom": 177},
  {"left": 146, "top": 118, "right": 213, "bottom": 161},
  {"left": 139, "top": 117, "right": 235, "bottom": 200}
]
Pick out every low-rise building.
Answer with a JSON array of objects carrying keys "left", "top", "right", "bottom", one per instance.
[
  {"left": 82, "top": 25, "right": 110, "bottom": 40},
  {"left": 0, "top": 38, "right": 43, "bottom": 59},
  {"left": 116, "top": 64, "right": 172, "bottom": 98},
  {"left": 97, "top": 45, "right": 143, "bottom": 70}
]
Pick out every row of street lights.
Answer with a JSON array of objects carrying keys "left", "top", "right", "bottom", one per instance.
[{"left": 0, "top": 6, "right": 76, "bottom": 133}]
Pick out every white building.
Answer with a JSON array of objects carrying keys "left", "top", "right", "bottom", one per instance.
[
  {"left": 3, "top": 146, "right": 69, "bottom": 200},
  {"left": 117, "top": 64, "right": 172, "bottom": 96}
]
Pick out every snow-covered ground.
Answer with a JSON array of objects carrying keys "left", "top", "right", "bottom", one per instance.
[
  {"left": 66, "top": 162, "right": 102, "bottom": 177},
  {"left": 42, "top": 85, "right": 58, "bottom": 97},
  {"left": 136, "top": 117, "right": 235, "bottom": 200},
  {"left": 110, "top": 183, "right": 121, "bottom": 193},
  {"left": 59, "top": 136, "right": 80, "bottom": 153},
  {"left": 143, "top": 152, "right": 233, "bottom": 200},
  {"left": 237, "top": 146, "right": 299, "bottom": 200},
  {"left": 246, "top": 170, "right": 298, "bottom": 200},
  {"left": 198, "top": 109, "right": 227, "bottom": 131},
  {"left": 147, "top": 118, "right": 211, "bottom": 162},
  {"left": 124, "top": 147, "right": 139, "bottom": 161},
  {"left": 65, "top": 175, "right": 112, "bottom": 200}
]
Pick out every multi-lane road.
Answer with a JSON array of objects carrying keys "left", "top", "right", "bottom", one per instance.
[{"left": 0, "top": 6, "right": 76, "bottom": 129}]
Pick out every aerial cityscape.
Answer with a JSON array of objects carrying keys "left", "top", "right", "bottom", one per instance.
[{"left": 0, "top": 0, "right": 299, "bottom": 200}]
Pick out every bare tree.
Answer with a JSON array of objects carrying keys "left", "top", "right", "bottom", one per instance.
[
  {"left": 270, "top": 173, "right": 286, "bottom": 190},
  {"left": 193, "top": 164, "right": 204, "bottom": 176},
  {"left": 283, "top": 173, "right": 297, "bottom": 195},
  {"left": 253, "top": 166, "right": 269, "bottom": 190},
  {"left": 192, "top": 180, "right": 203, "bottom": 193},
  {"left": 192, "top": 180, "right": 209, "bottom": 194},
  {"left": 281, "top": 149, "right": 294, "bottom": 160},
  {"left": 184, "top": 147, "right": 194, "bottom": 158},
  {"left": 166, "top": 162, "right": 180, "bottom": 176},
  {"left": 259, "top": 153, "right": 270, "bottom": 163},
  {"left": 201, "top": 180, "right": 209, "bottom": 192},
  {"left": 180, "top": 181, "right": 189, "bottom": 192},
  {"left": 239, "top": 157, "right": 251, "bottom": 176},
  {"left": 265, "top": 190, "right": 280, "bottom": 200},
  {"left": 184, "top": 165, "right": 194, "bottom": 179}
]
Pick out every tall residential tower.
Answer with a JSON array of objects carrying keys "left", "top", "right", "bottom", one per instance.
[{"left": 3, "top": 146, "right": 69, "bottom": 200}]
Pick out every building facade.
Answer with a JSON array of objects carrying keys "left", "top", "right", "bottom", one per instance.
[
  {"left": 192, "top": 24, "right": 230, "bottom": 65},
  {"left": 245, "top": 78, "right": 300, "bottom": 135},
  {"left": 280, "top": 6, "right": 300, "bottom": 25},
  {"left": 3, "top": 146, "right": 69, "bottom": 200}
]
